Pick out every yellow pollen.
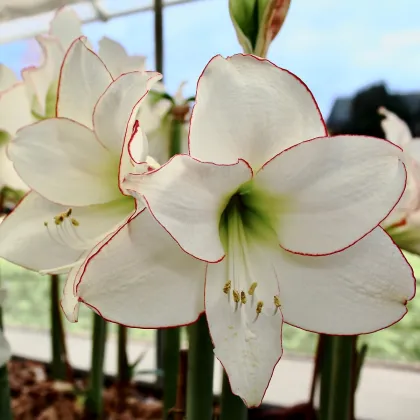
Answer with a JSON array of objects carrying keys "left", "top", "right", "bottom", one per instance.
[
  {"left": 223, "top": 281, "right": 231, "bottom": 294},
  {"left": 240, "top": 291, "right": 247, "bottom": 304},
  {"left": 248, "top": 282, "right": 257, "bottom": 295},
  {"left": 54, "top": 215, "right": 64, "bottom": 225},
  {"left": 274, "top": 295, "right": 281, "bottom": 308},
  {"left": 256, "top": 301, "right": 263, "bottom": 315},
  {"left": 233, "top": 290, "right": 240, "bottom": 303},
  {"left": 71, "top": 218, "right": 80, "bottom": 226}
]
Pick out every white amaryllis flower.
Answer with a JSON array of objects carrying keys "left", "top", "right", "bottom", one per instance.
[
  {"left": 0, "top": 38, "right": 160, "bottom": 279},
  {"left": 379, "top": 107, "right": 420, "bottom": 254},
  {"left": 0, "top": 66, "right": 31, "bottom": 191},
  {"left": 0, "top": 288, "right": 11, "bottom": 368},
  {"left": 61, "top": 55, "right": 415, "bottom": 407}
]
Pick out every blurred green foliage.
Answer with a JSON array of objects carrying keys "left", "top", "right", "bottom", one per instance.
[{"left": 1, "top": 253, "right": 419, "bottom": 363}]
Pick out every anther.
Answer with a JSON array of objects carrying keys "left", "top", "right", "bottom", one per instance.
[
  {"left": 54, "top": 215, "right": 64, "bottom": 225},
  {"left": 223, "top": 281, "right": 231, "bottom": 294},
  {"left": 256, "top": 301, "right": 263, "bottom": 315},
  {"left": 248, "top": 282, "right": 257, "bottom": 295},
  {"left": 71, "top": 218, "right": 80, "bottom": 226},
  {"left": 274, "top": 295, "right": 281, "bottom": 308},
  {"left": 240, "top": 291, "right": 247, "bottom": 304},
  {"left": 233, "top": 290, "right": 240, "bottom": 303},
  {"left": 44, "top": 221, "right": 48, "bottom": 227},
  {"left": 65, "top": 208, "right": 72, "bottom": 217}
]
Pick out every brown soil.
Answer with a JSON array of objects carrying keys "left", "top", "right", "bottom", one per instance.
[{"left": 7, "top": 360, "right": 162, "bottom": 420}]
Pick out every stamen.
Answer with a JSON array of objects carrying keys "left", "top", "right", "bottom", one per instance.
[
  {"left": 54, "top": 215, "right": 64, "bottom": 225},
  {"left": 248, "top": 282, "right": 257, "bottom": 295},
  {"left": 240, "top": 291, "right": 247, "bottom": 304},
  {"left": 253, "top": 300, "right": 264, "bottom": 322},
  {"left": 43, "top": 209, "right": 96, "bottom": 251},
  {"left": 232, "top": 290, "right": 240, "bottom": 303},
  {"left": 223, "top": 281, "right": 231, "bottom": 294},
  {"left": 274, "top": 295, "right": 281, "bottom": 308}
]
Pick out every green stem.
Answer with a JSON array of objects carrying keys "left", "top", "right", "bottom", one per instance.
[
  {"left": 0, "top": 305, "right": 12, "bottom": 420},
  {"left": 50, "top": 274, "right": 68, "bottom": 380},
  {"left": 169, "top": 119, "right": 182, "bottom": 157},
  {"left": 154, "top": 0, "right": 165, "bottom": 388},
  {"left": 117, "top": 324, "right": 130, "bottom": 412},
  {"left": 220, "top": 371, "right": 248, "bottom": 420},
  {"left": 319, "top": 335, "right": 357, "bottom": 420},
  {"left": 186, "top": 314, "right": 214, "bottom": 420},
  {"left": 117, "top": 325, "right": 130, "bottom": 384},
  {"left": 163, "top": 328, "right": 180, "bottom": 418},
  {"left": 85, "top": 313, "right": 108, "bottom": 419}
]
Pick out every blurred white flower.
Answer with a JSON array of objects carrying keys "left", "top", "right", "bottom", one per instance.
[{"left": 379, "top": 107, "right": 420, "bottom": 255}]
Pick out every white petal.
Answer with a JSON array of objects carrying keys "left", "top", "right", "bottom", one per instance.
[
  {"left": 254, "top": 135, "right": 406, "bottom": 255},
  {"left": 50, "top": 7, "right": 83, "bottom": 52},
  {"left": 189, "top": 54, "right": 327, "bottom": 169},
  {"left": 0, "top": 330, "right": 11, "bottom": 367},
  {"left": 98, "top": 37, "right": 146, "bottom": 78},
  {"left": 277, "top": 227, "right": 415, "bottom": 334},
  {"left": 406, "top": 140, "right": 420, "bottom": 165},
  {"left": 22, "top": 35, "right": 64, "bottom": 116},
  {"left": 124, "top": 154, "right": 253, "bottom": 262},
  {"left": 68, "top": 209, "right": 205, "bottom": 327},
  {"left": 0, "top": 143, "right": 28, "bottom": 191},
  {"left": 0, "top": 83, "right": 33, "bottom": 135},
  {"left": 56, "top": 38, "right": 112, "bottom": 128},
  {"left": 206, "top": 251, "right": 283, "bottom": 407},
  {"left": 10, "top": 118, "right": 121, "bottom": 206},
  {"left": 0, "top": 191, "right": 134, "bottom": 273},
  {"left": 379, "top": 107, "right": 412, "bottom": 148},
  {"left": 0, "top": 65, "right": 18, "bottom": 91},
  {"left": 93, "top": 71, "right": 158, "bottom": 156}
]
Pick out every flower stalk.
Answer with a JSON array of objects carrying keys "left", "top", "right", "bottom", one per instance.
[
  {"left": 0, "top": 304, "right": 12, "bottom": 420},
  {"left": 117, "top": 324, "right": 130, "bottom": 412},
  {"left": 319, "top": 335, "right": 357, "bottom": 420},
  {"left": 162, "top": 328, "right": 180, "bottom": 417},
  {"left": 84, "top": 313, "right": 108, "bottom": 418},
  {"left": 186, "top": 314, "right": 214, "bottom": 420},
  {"left": 50, "top": 274, "right": 69, "bottom": 380},
  {"left": 220, "top": 371, "right": 248, "bottom": 420}
]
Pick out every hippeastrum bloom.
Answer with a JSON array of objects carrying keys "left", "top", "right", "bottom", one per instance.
[
  {"left": 61, "top": 55, "right": 415, "bottom": 407},
  {"left": 379, "top": 107, "right": 420, "bottom": 254},
  {"left": 0, "top": 38, "right": 160, "bottom": 276},
  {"left": 0, "top": 288, "right": 11, "bottom": 367},
  {"left": 0, "top": 65, "right": 31, "bottom": 191}
]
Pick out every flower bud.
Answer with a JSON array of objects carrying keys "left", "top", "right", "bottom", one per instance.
[{"left": 229, "top": 0, "right": 291, "bottom": 57}]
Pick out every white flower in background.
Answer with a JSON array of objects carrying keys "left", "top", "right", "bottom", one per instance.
[
  {"left": 379, "top": 107, "right": 420, "bottom": 255},
  {"left": 0, "top": 38, "right": 160, "bottom": 315},
  {"left": 0, "top": 7, "right": 147, "bottom": 192},
  {"left": 140, "top": 82, "right": 191, "bottom": 164},
  {"left": 0, "top": 66, "right": 31, "bottom": 191},
  {"left": 63, "top": 55, "right": 415, "bottom": 407},
  {"left": 1, "top": 6, "right": 147, "bottom": 125},
  {"left": 0, "top": 288, "right": 11, "bottom": 368}
]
